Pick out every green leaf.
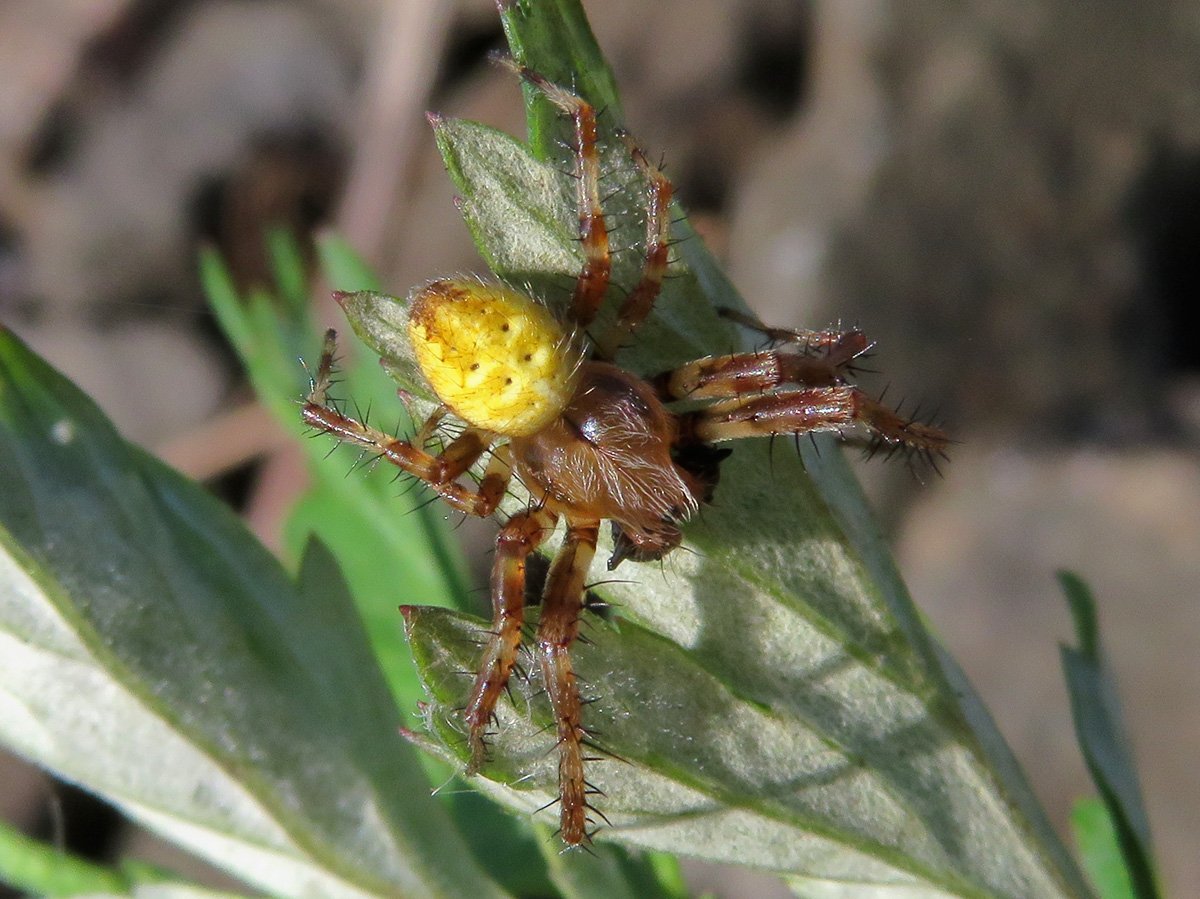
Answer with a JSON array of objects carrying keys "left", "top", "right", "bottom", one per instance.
[
  {"left": 200, "top": 242, "right": 471, "bottom": 718},
  {"left": 1071, "top": 797, "right": 1136, "bottom": 899},
  {"left": 383, "top": 5, "right": 1096, "bottom": 893},
  {"left": 317, "top": 232, "right": 383, "bottom": 293},
  {"left": 0, "top": 818, "right": 247, "bottom": 898},
  {"left": 1058, "top": 572, "right": 1159, "bottom": 898},
  {"left": 266, "top": 226, "right": 311, "bottom": 312},
  {"left": 641, "top": 852, "right": 689, "bottom": 899},
  {"left": 0, "top": 817, "right": 130, "bottom": 896},
  {"left": 496, "top": 0, "right": 622, "bottom": 157},
  {"left": 0, "top": 327, "right": 506, "bottom": 898}
]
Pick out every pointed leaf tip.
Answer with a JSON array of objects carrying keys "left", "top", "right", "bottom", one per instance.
[{"left": 1058, "top": 569, "right": 1099, "bottom": 659}]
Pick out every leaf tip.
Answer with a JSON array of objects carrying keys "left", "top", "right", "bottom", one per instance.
[
  {"left": 1057, "top": 569, "right": 1100, "bottom": 659},
  {"left": 398, "top": 725, "right": 420, "bottom": 744}
]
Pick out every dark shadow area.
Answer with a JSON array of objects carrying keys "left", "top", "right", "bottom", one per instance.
[
  {"left": 736, "top": 5, "right": 811, "bottom": 119},
  {"left": 1126, "top": 144, "right": 1200, "bottom": 377}
]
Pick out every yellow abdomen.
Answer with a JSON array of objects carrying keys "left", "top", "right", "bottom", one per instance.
[{"left": 408, "top": 279, "right": 580, "bottom": 436}]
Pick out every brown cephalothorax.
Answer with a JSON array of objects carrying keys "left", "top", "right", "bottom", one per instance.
[{"left": 301, "top": 58, "right": 950, "bottom": 846}]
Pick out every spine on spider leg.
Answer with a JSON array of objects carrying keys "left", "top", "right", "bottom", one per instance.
[
  {"left": 300, "top": 329, "right": 388, "bottom": 448},
  {"left": 537, "top": 523, "right": 600, "bottom": 845},
  {"left": 301, "top": 328, "right": 340, "bottom": 409}
]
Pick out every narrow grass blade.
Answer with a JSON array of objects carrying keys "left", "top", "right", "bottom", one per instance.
[{"left": 1059, "top": 572, "right": 1159, "bottom": 898}]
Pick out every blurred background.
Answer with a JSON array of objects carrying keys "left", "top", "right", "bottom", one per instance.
[{"left": 1, "top": 0, "right": 1197, "bottom": 895}]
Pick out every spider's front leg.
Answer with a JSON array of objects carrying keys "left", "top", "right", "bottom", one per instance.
[
  {"left": 536, "top": 519, "right": 600, "bottom": 845},
  {"left": 302, "top": 329, "right": 512, "bottom": 515},
  {"left": 463, "top": 507, "right": 557, "bottom": 773},
  {"left": 716, "top": 307, "right": 874, "bottom": 364}
]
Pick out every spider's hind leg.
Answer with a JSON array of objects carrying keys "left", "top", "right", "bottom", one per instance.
[
  {"left": 684, "top": 385, "right": 951, "bottom": 462},
  {"left": 660, "top": 326, "right": 950, "bottom": 462}
]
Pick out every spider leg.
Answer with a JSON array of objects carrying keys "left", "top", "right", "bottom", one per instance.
[
  {"left": 536, "top": 519, "right": 600, "bottom": 845},
  {"left": 684, "top": 385, "right": 951, "bottom": 457},
  {"left": 498, "top": 57, "right": 611, "bottom": 330},
  {"left": 303, "top": 330, "right": 511, "bottom": 515},
  {"left": 596, "top": 131, "right": 673, "bottom": 358},
  {"left": 717, "top": 308, "right": 871, "bottom": 358},
  {"left": 464, "top": 507, "right": 558, "bottom": 773},
  {"left": 414, "top": 403, "right": 451, "bottom": 447},
  {"left": 661, "top": 336, "right": 872, "bottom": 401}
]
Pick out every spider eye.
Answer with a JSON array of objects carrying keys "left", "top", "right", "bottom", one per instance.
[{"left": 408, "top": 279, "right": 580, "bottom": 436}]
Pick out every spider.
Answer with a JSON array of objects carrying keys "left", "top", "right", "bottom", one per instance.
[{"left": 301, "top": 58, "right": 950, "bottom": 846}]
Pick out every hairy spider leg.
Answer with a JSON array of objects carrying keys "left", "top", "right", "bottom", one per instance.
[
  {"left": 685, "top": 385, "right": 950, "bottom": 456},
  {"left": 302, "top": 330, "right": 513, "bottom": 516},
  {"left": 658, "top": 339, "right": 948, "bottom": 454},
  {"left": 717, "top": 307, "right": 873, "bottom": 361},
  {"left": 499, "top": 57, "right": 611, "bottom": 330},
  {"left": 463, "top": 507, "right": 558, "bottom": 772},
  {"left": 596, "top": 131, "right": 674, "bottom": 358},
  {"left": 414, "top": 403, "right": 451, "bottom": 447},
  {"left": 536, "top": 520, "right": 600, "bottom": 844},
  {"left": 663, "top": 338, "right": 872, "bottom": 401}
]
